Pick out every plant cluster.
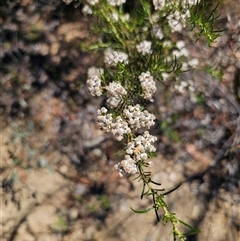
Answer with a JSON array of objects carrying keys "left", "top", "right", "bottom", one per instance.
[{"left": 63, "top": 0, "right": 221, "bottom": 240}]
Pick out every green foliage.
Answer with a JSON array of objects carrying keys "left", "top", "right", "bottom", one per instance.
[
  {"left": 86, "top": 194, "right": 111, "bottom": 213},
  {"left": 188, "top": 0, "right": 223, "bottom": 45},
  {"left": 98, "top": 194, "right": 111, "bottom": 209},
  {"left": 53, "top": 214, "right": 70, "bottom": 233},
  {"left": 204, "top": 64, "right": 223, "bottom": 78}
]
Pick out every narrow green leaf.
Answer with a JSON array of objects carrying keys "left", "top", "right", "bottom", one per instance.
[
  {"left": 155, "top": 188, "right": 165, "bottom": 191},
  {"left": 150, "top": 180, "right": 162, "bottom": 185},
  {"left": 178, "top": 219, "right": 201, "bottom": 235},
  {"left": 130, "top": 206, "right": 153, "bottom": 214},
  {"left": 162, "top": 182, "right": 182, "bottom": 195}
]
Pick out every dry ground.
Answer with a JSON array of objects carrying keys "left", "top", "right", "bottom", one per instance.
[{"left": 1, "top": 1, "right": 240, "bottom": 240}]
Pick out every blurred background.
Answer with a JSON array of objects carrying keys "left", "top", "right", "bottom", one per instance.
[{"left": 1, "top": 0, "right": 240, "bottom": 240}]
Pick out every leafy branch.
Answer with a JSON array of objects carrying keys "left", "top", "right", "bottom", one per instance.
[
  {"left": 131, "top": 162, "right": 200, "bottom": 241},
  {"left": 188, "top": 0, "right": 223, "bottom": 45},
  {"left": 67, "top": 0, "right": 222, "bottom": 240}
]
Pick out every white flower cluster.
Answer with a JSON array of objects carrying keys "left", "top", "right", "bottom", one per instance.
[
  {"left": 123, "top": 104, "right": 156, "bottom": 130},
  {"left": 97, "top": 107, "right": 113, "bottom": 132},
  {"left": 104, "top": 49, "right": 128, "bottom": 66},
  {"left": 152, "top": 0, "right": 197, "bottom": 12},
  {"left": 86, "top": 67, "right": 103, "bottom": 97},
  {"left": 188, "top": 58, "right": 199, "bottom": 68},
  {"left": 173, "top": 41, "right": 200, "bottom": 69},
  {"left": 153, "top": 0, "right": 165, "bottom": 10},
  {"left": 138, "top": 71, "right": 156, "bottom": 101},
  {"left": 105, "top": 81, "right": 127, "bottom": 108},
  {"left": 164, "top": 0, "right": 198, "bottom": 33},
  {"left": 136, "top": 40, "right": 152, "bottom": 56},
  {"left": 110, "top": 12, "right": 119, "bottom": 22},
  {"left": 174, "top": 80, "right": 188, "bottom": 93},
  {"left": 97, "top": 104, "right": 156, "bottom": 140},
  {"left": 110, "top": 116, "right": 131, "bottom": 141},
  {"left": 107, "top": 0, "right": 126, "bottom": 6},
  {"left": 174, "top": 78, "right": 197, "bottom": 95},
  {"left": 87, "top": 76, "right": 102, "bottom": 96},
  {"left": 172, "top": 40, "right": 189, "bottom": 58},
  {"left": 86, "top": 0, "right": 99, "bottom": 5},
  {"left": 115, "top": 131, "right": 157, "bottom": 176},
  {"left": 115, "top": 155, "right": 138, "bottom": 176},
  {"left": 82, "top": 4, "right": 92, "bottom": 15},
  {"left": 121, "top": 13, "right": 130, "bottom": 22},
  {"left": 161, "top": 72, "right": 170, "bottom": 82},
  {"left": 152, "top": 25, "right": 164, "bottom": 40},
  {"left": 97, "top": 104, "right": 157, "bottom": 176},
  {"left": 167, "top": 12, "right": 184, "bottom": 33},
  {"left": 96, "top": 108, "right": 130, "bottom": 141},
  {"left": 126, "top": 131, "right": 157, "bottom": 157},
  {"left": 184, "top": 0, "right": 197, "bottom": 6}
]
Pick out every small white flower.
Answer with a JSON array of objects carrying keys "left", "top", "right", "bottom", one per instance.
[
  {"left": 115, "top": 155, "right": 138, "bottom": 176},
  {"left": 180, "top": 48, "right": 189, "bottom": 57},
  {"left": 110, "top": 12, "right": 119, "bottom": 21},
  {"left": 152, "top": 25, "right": 164, "bottom": 40},
  {"left": 182, "top": 62, "right": 189, "bottom": 71},
  {"left": 104, "top": 49, "right": 128, "bottom": 66},
  {"left": 123, "top": 104, "right": 156, "bottom": 130},
  {"left": 176, "top": 40, "right": 185, "bottom": 49},
  {"left": 86, "top": 0, "right": 99, "bottom": 5},
  {"left": 121, "top": 13, "right": 130, "bottom": 22},
  {"left": 86, "top": 67, "right": 103, "bottom": 96},
  {"left": 162, "top": 72, "right": 169, "bottom": 81},
  {"left": 174, "top": 80, "right": 188, "bottom": 93},
  {"left": 86, "top": 76, "right": 102, "bottom": 96},
  {"left": 172, "top": 50, "right": 181, "bottom": 58},
  {"left": 110, "top": 116, "right": 131, "bottom": 141},
  {"left": 121, "top": 155, "right": 138, "bottom": 174},
  {"left": 106, "top": 82, "right": 127, "bottom": 108},
  {"left": 185, "top": 0, "right": 197, "bottom": 6},
  {"left": 106, "top": 82, "right": 127, "bottom": 97},
  {"left": 107, "top": 96, "right": 121, "bottom": 108},
  {"left": 114, "top": 163, "right": 123, "bottom": 177},
  {"left": 188, "top": 58, "right": 199, "bottom": 67},
  {"left": 82, "top": 4, "right": 92, "bottom": 15},
  {"left": 107, "top": 0, "right": 126, "bottom": 6},
  {"left": 163, "top": 40, "right": 172, "bottom": 48},
  {"left": 125, "top": 131, "right": 157, "bottom": 163},
  {"left": 96, "top": 107, "right": 113, "bottom": 132},
  {"left": 176, "top": 41, "right": 189, "bottom": 57},
  {"left": 138, "top": 71, "right": 156, "bottom": 101},
  {"left": 167, "top": 12, "right": 183, "bottom": 32},
  {"left": 136, "top": 40, "right": 152, "bottom": 56},
  {"left": 153, "top": 0, "right": 165, "bottom": 10}
]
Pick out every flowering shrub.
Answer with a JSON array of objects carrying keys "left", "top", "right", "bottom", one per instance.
[{"left": 64, "top": 0, "right": 221, "bottom": 240}]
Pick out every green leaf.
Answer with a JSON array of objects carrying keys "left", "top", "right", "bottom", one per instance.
[
  {"left": 150, "top": 180, "right": 162, "bottom": 186},
  {"left": 130, "top": 206, "right": 153, "bottom": 214},
  {"left": 178, "top": 219, "right": 201, "bottom": 236},
  {"left": 162, "top": 182, "right": 182, "bottom": 195}
]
